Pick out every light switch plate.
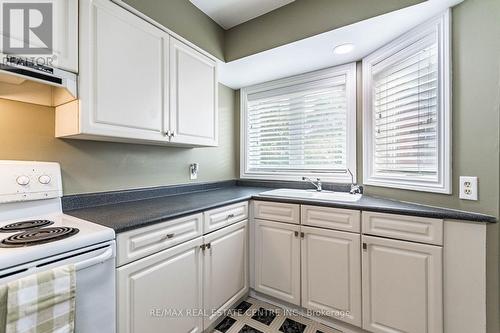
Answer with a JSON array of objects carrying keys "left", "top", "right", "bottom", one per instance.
[{"left": 459, "top": 176, "right": 478, "bottom": 200}]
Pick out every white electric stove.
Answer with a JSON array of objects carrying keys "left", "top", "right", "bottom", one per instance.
[{"left": 0, "top": 160, "right": 116, "bottom": 333}]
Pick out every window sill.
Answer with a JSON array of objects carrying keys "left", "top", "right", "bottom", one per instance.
[
  {"left": 241, "top": 172, "right": 355, "bottom": 184},
  {"left": 363, "top": 177, "right": 451, "bottom": 194}
]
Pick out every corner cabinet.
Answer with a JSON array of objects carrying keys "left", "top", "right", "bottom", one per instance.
[{"left": 55, "top": 0, "right": 218, "bottom": 147}]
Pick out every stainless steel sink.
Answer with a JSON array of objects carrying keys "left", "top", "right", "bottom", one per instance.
[{"left": 259, "top": 188, "right": 362, "bottom": 202}]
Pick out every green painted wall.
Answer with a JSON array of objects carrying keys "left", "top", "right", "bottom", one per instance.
[
  {"left": 123, "top": 0, "right": 225, "bottom": 60},
  {"left": 0, "top": 84, "right": 238, "bottom": 194},
  {"left": 122, "top": 0, "right": 424, "bottom": 62},
  {"left": 224, "top": 0, "right": 425, "bottom": 61}
]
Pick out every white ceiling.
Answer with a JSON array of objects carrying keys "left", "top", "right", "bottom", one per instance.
[
  {"left": 190, "top": 0, "right": 295, "bottom": 29},
  {"left": 218, "top": 0, "right": 463, "bottom": 89}
]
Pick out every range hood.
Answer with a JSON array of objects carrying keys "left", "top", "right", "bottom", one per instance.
[{"left": 0, "top": 55, "right": 77, "bottom": 107}]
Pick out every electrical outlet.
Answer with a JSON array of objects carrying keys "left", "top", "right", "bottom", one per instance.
[
  {"left": 459, "top": 176, "right": 478, "bottom": 200},
  {"left": 189, "top": 163, "right": 199, "bottom": 180}
]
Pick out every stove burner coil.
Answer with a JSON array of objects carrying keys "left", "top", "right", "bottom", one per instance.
[
  {"left": 0, "top": 227, "right": 79, "bottom": 247},
  {"left": 0, "top": 220, "right": 54, "bottom": 232}
]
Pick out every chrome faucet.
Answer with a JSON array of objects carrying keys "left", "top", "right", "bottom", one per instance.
[
  {"left": 347, "top": 169, "right": 362, "bottom": 194},
  {"left": 302, "top": 177, "right": 322, "bottom": 192}
]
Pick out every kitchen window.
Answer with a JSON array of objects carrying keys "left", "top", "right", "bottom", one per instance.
[
  {"left": 362, "top": 11, "right": 451, "bottom": 193},
  {"left": 240, "top": 63, "right": 357, "bottom": 183}
]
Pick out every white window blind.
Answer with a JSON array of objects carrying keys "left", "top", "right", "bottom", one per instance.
[
  {"left": 241, "top": 64, "right": 357, "bottom": 182},
  {"left": 247, "top": 78, "right": 347, "bottom": 173},
  {"left": 362, "top": 10, "right": 451, "bottom": 193},
  {"left": 372, "top": 39, "right": 438, "bottom": 179}
]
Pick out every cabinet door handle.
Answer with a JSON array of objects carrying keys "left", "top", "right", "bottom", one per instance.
[
  {"left": 162, "top": 233, "right": 175, "bottom": 241},
  {"left": 171, "top": 130, "right": 176, "bottom": 137},
  {"left": 294, "top": 231, "right": 299, "bottom": 237},
  {"left": 206, "top": 243, "right": 211, "bottom": 249},
  {"left": 300, "top": 232, "right": 305, "bottom": 238},
  {"left": 165, "top": 130, "right": 171, "bottom": 137},
  {"left": 200, "top": 244, "right": 206, "bottom": 251},
  {"left": 362, "top": 243, "right": 367, "bottom": 250}
]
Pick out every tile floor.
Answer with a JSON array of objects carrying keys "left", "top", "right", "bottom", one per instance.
[{"left": 212, "top": 297, "right": 342, "bottom": 333}]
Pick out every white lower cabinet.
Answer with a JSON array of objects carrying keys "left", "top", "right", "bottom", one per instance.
[
  {"left": 301, "top": 226, "right": 361, "bottom": 326},
  {"left": 251, "top": 202, "right": 445, "bottom": 333},
  {"left": 362, "top": 235, "right": 443, "bottom": 333},
  {"left": 203, "top": 220, "right": 248, "bottom": 327},
  {"left": 254, "top": 219, "right": 301, "bottom": 305},
  {"left": 117, "top": 209, "right": 249, "bottom": 333},
  {"left": 117, "top": 237, "right": 204, "bottom": 333}
]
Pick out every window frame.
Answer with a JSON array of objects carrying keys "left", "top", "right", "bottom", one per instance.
[
  {"left": 240, "top": 63, "right": 357, "bottom": 183},
  {"left": 362, "top": 10, "right": 452, "bottom": 194}
]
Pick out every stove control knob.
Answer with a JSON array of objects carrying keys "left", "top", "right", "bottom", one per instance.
[
  {"left": 38, "top": 175, "right": 51, "bottom": 185},
  {"left": 16, "top": 175, "right": 30, "bottom": 186}
]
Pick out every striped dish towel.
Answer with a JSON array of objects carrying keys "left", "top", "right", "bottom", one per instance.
[{"left": 4, "top": 265, "right": 76, "bottom": 333}]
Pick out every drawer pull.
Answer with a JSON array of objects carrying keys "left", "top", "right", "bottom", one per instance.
[
  {"left": 163, "top": 233, "right": 175, "bottom": 240},
  {"left": 227, "top": 213, "right": 235, "bottom": 219}
]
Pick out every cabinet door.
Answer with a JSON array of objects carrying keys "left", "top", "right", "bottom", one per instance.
[
  {"left": 301, "top": 226, "right": 361, "bottom": 327},
  {"left": 117, "top": 237, "right": 203, "bottom": 333},
  {"left": 169, "top": 38, "right": 218, "bottom": 146},
  {"left": 79, "top": 0, "right": 169, "bottom": 141},
  {"left": 362, "top": 235, "right": 443, "bottom": 333},
  {"left": 254, "top": 219, "right": 301, "bottom": 305},
  {"left": 52, "top": 0, "right": 78, "bottom": 72},
  {"left": 203, "top": 220, "right": 248, "bottom": 328},
  {"left": 0, "top": 0, "right": 78, "bottom": 73}
]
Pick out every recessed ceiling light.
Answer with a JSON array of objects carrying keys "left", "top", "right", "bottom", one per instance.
[{"left": 333, "top": 43, "right": 355, "bottom": 55}]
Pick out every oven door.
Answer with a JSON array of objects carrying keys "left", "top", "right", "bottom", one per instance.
[{"left": 0, "top": 241, "right": 116, "bottom": 333}]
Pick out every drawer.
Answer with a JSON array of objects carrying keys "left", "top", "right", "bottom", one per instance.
[
  {"left": 254, "top": 201, "right": 300, "bottom": 224},
  {"left": 301, "top": 205, "right": 360, "bottom": 232},
  {"left": 117, "top": 213, "right": 203, "bottom": 266},
  {"left": 362, "top": 211, "right": 443, "bottom": 245},
  {"left": 203, "top": 201, "right": 248, "bottom": 233}
]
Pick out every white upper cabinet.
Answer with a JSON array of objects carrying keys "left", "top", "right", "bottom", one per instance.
[
  {"left": 52, "top": 0, "right": 79, "bottom": 72},
  {"left": 55, "top": 0, "right": 218, "bottom": 147},
  {"left": 170, "top": 38, "right": 218, "bottom": 146},
  {"left": 77, "top": 0, "right": 169, "bottom": 142},
  {"left": 0, "top": 0, "right": 78, "bottom": 73}
]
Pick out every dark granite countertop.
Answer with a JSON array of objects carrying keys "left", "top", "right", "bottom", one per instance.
[
  {"left": 65, "top": 186, "right": 267, "bottom": 233},
  {"left": 253, "top": 193, "right": 497, "bottom": 223},
  {"left": 64, "top": 184, "right": 497, "bottom": 233}
]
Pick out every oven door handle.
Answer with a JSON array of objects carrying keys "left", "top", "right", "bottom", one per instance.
[{"left": 75, "top": 247, "right": 114, "bottom": 271}]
